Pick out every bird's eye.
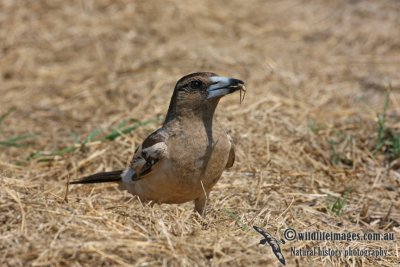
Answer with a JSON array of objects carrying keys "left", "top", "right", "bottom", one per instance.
[{"left": 190, "top": 80, "right": 203, "bottom": 89}]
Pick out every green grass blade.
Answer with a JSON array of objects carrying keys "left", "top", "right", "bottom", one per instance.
[
  {"left": 104, "top": 116, "right": 162, "bottom": 141},
  {"left": 53, "top": 146, "right": 77, "bottom": 156},
  {"left": 0, "top": 107, "right": 16, "bottom": 126},
  {"left": 0, "top": 133, "right": 35, "bottom": 147},
  {"left": 28, "top": 116, "right": 163, "bottom": 160},
  {"left": 82, "top": 128, "right": 103, "bottom": 144},
  {"left": 330, "top": 188, "right": 351, "bottom": 215},
  {"left": 70, "top": 131, "right": 80, "bottom": 144},
  {"left": 222, "top": 208, "right": 249, "bottom": 231}
]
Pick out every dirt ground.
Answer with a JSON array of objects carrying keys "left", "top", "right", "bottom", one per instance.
[{"left": 1, "top": 0, "right": 399, "bottom": 266}]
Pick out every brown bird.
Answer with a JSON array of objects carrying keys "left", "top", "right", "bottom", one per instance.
[{"left": 70, "top": 72, "right": 246, "bottom": 215}]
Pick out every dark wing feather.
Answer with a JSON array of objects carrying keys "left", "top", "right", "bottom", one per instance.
[
  {"left": 141, "top": 129, "right": 166, "bottom": 149},
  {"left": 129, "top": 129, "right": 168, "bottom": 180}
]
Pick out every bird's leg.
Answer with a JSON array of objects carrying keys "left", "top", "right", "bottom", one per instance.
[
  {"left": 194, "top": 191, "right": 209, "bottom": 216},
  {"left": 194, "top": 195, "right": 207, "bottom": 216},
  {"left": 195, "top": 180, "right": 210, "bottom": 216}
]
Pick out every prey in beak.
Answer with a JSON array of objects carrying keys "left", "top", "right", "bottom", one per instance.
[{"left": 207, "top": 76, "right": 246, "bottom": 103}]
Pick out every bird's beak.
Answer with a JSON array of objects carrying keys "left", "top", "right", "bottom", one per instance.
[{"left": 207, "top": 76, "right": 246, "bottom": 99}]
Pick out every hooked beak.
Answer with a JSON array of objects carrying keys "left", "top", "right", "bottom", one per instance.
[{"left": 207, "top": 76, "right": 245, "bottom": 99}]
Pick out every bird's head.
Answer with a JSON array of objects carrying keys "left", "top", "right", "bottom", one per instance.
[{"left": 165, "top": 72, "right": 245, "bottom": 122}]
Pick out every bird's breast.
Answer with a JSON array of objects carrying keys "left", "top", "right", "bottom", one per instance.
[
  {"left": 127, "top": 120, "right": 231, "bottom": 204},
  {"left": 167, "top": 123, "right": 230, "bottom": 186}
]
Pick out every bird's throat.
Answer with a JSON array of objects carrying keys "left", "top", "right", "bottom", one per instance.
[{"left": 163, "top": 97, "right": 220, "bottom": 126}]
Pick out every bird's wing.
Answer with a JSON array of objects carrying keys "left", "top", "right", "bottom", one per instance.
[
  {"left": 270, "top": 243, "right": 286, "bottom": 265},
  {"left": 253, "top": 226, "right": 286, "bottom": 265},
  {"left": 73, "top": 130, "right": 168, "bottom": 185},
  {"left": 253, "top": 226, "right": 273, "bottom": 239},
  {"left": 128, "top": 129, "right": 168, "bottom": 181},
  {"left": 225, "top": 134, "right": 235, "bottom": 169}
]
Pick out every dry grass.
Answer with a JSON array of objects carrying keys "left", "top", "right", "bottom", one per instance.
[{"left": 1, "top": 0, "right": 400, "bottom": 266}]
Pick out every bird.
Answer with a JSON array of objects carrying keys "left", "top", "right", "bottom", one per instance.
[
  {"left": 70, "top": 72, "right": 246, "bottom": 215},
  {"left": 253, "top": 226, "right": 286, "bottom": 265}
]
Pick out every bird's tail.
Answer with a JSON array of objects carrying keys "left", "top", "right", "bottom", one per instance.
[{"left": 69, "top": 170, "right": 123, "bottom": 184}]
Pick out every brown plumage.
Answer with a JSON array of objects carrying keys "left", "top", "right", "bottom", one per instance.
[{"left": 70, "top": 72, "right": 246, "bottom": 215}]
